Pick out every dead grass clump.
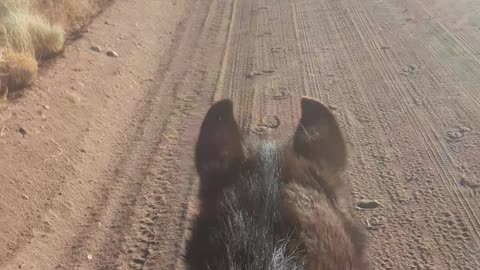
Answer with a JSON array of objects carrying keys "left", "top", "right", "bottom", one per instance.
[
  {"left": 0, "top": 82, "right": 8, "bottom": 112},
  {"left": 31, "top": 0, "right": 113, "bottom": 32},
  {"left": 0, "top": 48, "right": 38, "bottom": 90},
  {"left": 0, "top": 7, "right": 64, "bottom": 59},
  {"left": 27, "top": 17, "right": 64, "bottom": 58},
  {"left": 0, "top": 0, "right": 111, "bottom": 95},
  {"left": 0, "top": 0, "right": 64, "bottom": 92}
]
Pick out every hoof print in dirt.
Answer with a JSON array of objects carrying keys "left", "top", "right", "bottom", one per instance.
[
  {"left": 400, "top": 64, "right": 420, "bottom": 75},
  {"left": 272, "top": 90, "right": 289, "bottom": 100},
  {"left": 251, "top": 126, "right": 269, "bottom": 135},
  {"left": 446, "top": 127, "right": 470, "bottom": 142},
  {"left": 366, "top": 214, "right": 385, "bottom": 230},
  {"left": 106, "top": 50, "right": 120, "bottom": 58},
  {"left": 446, "top": 130, "right": 463, "bottom": 141},
  {"left": 356, "top": 199, "right": 382, "bottom": 210},
  {"left": 252, "top": 116, "right": 281, "bottom": 135},
  {"left": 259, "top": 115, "right": 281, "bottom": 129}
]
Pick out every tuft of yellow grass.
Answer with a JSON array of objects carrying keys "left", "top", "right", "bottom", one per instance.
[
  {"left": 0, "top": 48, "right": 38, "bottom": 90},
  {"left": 31, "top": 0, "right": 112, "bottom": 32},
  {"left": 0, "top": 5, "right": 65, "bottom": 58},
  {"left": 0, "top": 0, "right": 111, "bottom": 95},
  {"left": 0, "top": 82, "right": 7, "bottom": 112},
  {"left": 0, "top": 0, "right": 64, "bottom": 92}
]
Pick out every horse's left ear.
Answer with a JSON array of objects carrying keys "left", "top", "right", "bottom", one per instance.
[
  {"left": 195, "top": 99, "right": 244, "bottom": 179},
  {"left": 293, "top": 97, "right": 347, "bottom": 172}
]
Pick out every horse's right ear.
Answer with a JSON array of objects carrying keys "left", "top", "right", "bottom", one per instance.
[
  {"left": 293, "top": 97, "right": 347, "bottom": 172},
  {"left": 195, "top": 99, "right": 244, "bottom": 179}
]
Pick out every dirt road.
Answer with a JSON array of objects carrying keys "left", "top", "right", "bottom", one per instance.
[{"left": 1, "top": 0, "right": 480, "bottom": 269}]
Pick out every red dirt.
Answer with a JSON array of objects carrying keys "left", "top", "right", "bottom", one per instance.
[{"left": 1, "top": 0, "right": 479, "bottom": 269}]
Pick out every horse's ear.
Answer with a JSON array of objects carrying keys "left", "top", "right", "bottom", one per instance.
[
  {"left": 195, "top": 99, "right": 244, "bottom": 179},
  {"left": 293, "top": 97, "right": 347, "bottom": 172}
]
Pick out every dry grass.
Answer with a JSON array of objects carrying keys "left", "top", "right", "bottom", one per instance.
[
  {"left": 0, "top": 0, "right": 111, "bottom": 94},
  {"left": 32, "top": 0, "right": 112, "bottom": 32},
  {"left": 0, "top": 48, "right": 38, "bottom": 90},
  {"left": 0, "top": 82, "right": 7, "bottom": 112}
]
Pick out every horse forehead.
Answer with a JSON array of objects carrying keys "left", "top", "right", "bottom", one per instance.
[{"left": 249, "top": 140, "right": 283, "bottom": 170}]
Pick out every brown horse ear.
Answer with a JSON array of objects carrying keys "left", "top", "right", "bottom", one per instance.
[
  {"left": 293, "top": 97, "right": 347, "bottom": 172},
  {"left": 195, "top": 99, "right": 244, "bottom": 179}
]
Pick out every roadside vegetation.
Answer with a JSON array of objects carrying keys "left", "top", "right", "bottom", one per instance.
[{"left": 0, "top": 0, "right": 111, "bottom": 107}]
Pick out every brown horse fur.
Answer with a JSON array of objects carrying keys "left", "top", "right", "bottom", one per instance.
[{"left": 185, "top": 97, "right": 369, "bottom": 270}]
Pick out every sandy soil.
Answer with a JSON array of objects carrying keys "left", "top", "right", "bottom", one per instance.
[{"left": 1, "top": 0, "right": 480, "bottom": 269}]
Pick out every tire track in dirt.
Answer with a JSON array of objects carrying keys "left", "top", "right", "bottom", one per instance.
[
  {"left": 214, "top": 0, "right": 308, "bottom": 138},
  {"left": 417, "top": 0, "right": 480, "bottom": 69},
  {"left": 47, "top": 0, "right": 234, "bottom": 269},
  {"left": 214, "top": 0, "right": 267, "bottom": 134},
  {"left": 379, "top": 4, "right": 480, "bottom": 225},
  {"left": 338, "top": 0, "right": 480, "bottom": 267},
  {"left": 263, "top": 0, "right": 304, "bottom": 135},
  {"left": 121, "top": 1, "right": 234, "bottom": 268},
  {"left": 405, "top": 0, "right": 480, "bottom": 109},
  {"left": 291, "top": 0, "right": 330, "bottom": 100},
  {"left": 370, "top": 0, "right": 480, "bottom": 223},
  {"left": 363, "top": 0, "right": 480, "bottom": 231},
  {"left": 102, "top": 0, "right": 233, "bottom": 268},
  {"left": 382, "top": 0, "right": 480, "bottom": 145},
  {"left": 344, "top": 0, "right": 480, "bottom": 241},
  {"left": 368, "top": 0, "right": 480, "bottom": 210}
]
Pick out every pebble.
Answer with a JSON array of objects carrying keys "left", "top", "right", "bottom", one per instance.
[
  {"left": 106, "top": 50, "right": 119, "bottom": 58},
  {"left": 18, "top": 127, "right": 27, "bottom": 137},
  {"left": 90, "top": 46, "right": 102, "bottom": 53}
]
